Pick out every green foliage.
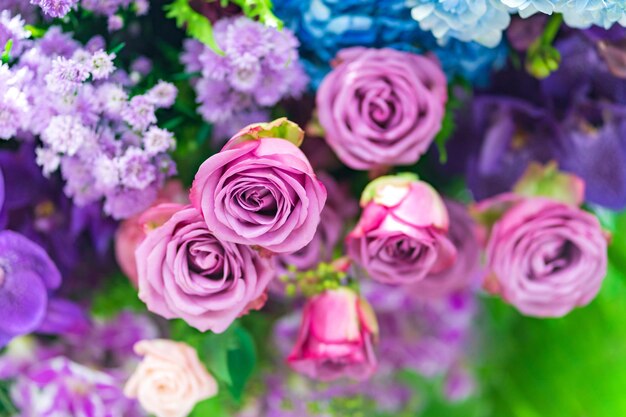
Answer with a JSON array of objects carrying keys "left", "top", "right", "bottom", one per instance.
[
  {"left": 230, "top": 0, "right": 282, "bottom": 28},
  {"left": 227, "top": 326, "right": 257, "bottom": 400},
  {"left": 434, "top": 82, "right": 466, "bottom": 164},
  {"left": 479, "top": 276, "right": 626, "bottom": 417},
  {"left": 165, "top": 0, "right": 224, "bottom": 54},
  {"left": 165, "top": 0, "right": 283, "bottom": 55},
  {"left": 91, "top": 273, "right": 145, "bottom": 318},
  {"left": 0, "top": 381, "right": 17, "bottom": 417},
  {"left": 1, "top": 40, "right": 12, "bottom": 64}
]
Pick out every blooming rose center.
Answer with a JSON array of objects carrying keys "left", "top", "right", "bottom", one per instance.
[
  {"left": 529, "top": 239, "right": 578, "bottom": 280},
  {"left": 188, "top": 240, "right": 224, "bottom": 278},
  {"left": 383, "top": 237, "right": 425, "bottom": 262},
  {"left": 358, "top": 81, "right": 399, "bottom": 129},
  {"left": 239, "top": 186, "right": 277, "bottom": 216}
]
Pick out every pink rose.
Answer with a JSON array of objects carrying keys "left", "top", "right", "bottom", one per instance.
[
  {"left": 408, "top": 200, "right": 485, "bottom": 298},
  {"left": 190, "top": 119, "right": 327, "bottom": 254},
  {"left": 124, "top": 339, "right": 218, "bottom": 417},
  {"left": 115, "top": 180, "right": 188, "bottom": 285},
  {"left": 484, "top": 196, "right": 608, "bottom": 317},
  {"left": 287, "top": 288, "right": 378, "bottom": 381},
  {"left": 317, "top": 47, "right": 447, "bottom": 170},
  {"left": 346, "top": 175, "right": 456, "bottom": 285},
  {"left": 136, "top": 205, "right": 275, "bottom": 333}
]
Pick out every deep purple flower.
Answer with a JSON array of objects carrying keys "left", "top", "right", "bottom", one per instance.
[
  {"left": 0, "top": 230, "right": 61, "bottom": 347},
  {"left": 11, "top": 357, "right": 143, "bottom": 417}
]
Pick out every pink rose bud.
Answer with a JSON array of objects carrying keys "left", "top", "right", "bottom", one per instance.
[
  {"left": 317, "top": 47, "right": 447, "bottom": 170},
  {"left": 346, "top": 174, "right": 456, "bottom": 285},
  {"left": 485, "top": 196, "right": 608, "bottom": 317},
  {"left": 136, "top": 205, "right": 275, "bottom": 333},
  {"left": 124, "top": 339, "right": 218, "bottom": 417},
  {"left": 513, "top": 161, "right": 585, "bottom": 206},
  {"left": 190, "top": 118, "right": 327, "bottom": 254},
  {"left": 115, "top": 180, "right": 188, "bottom": 285},
  {"left": 408, "top": 200, "right": 485, "bottom": 298},
  {"left": 287, "top": 288, "right": 378, "bottom": 381}
]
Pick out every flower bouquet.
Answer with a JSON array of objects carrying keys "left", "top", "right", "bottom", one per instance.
[{"left": 1, "top": 1, "right": 626, "bottom": 416}]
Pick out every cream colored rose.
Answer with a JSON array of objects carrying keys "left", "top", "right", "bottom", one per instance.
[{"left": 124, "top": 339, "right": 218, "bottom": 417}]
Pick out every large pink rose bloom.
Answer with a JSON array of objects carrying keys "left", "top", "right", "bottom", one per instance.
[
  {"left": 409, "top": 200, "right": 485, "bottom": 298},
  {"left": 485, "top": 197, "right": 608, "bottom": 317},
  {"left": 287, "top": 288, "right": 378, "bottom": 381},
  {"left": 317, "top": 47, "right": 447, "bottom": 170},
  {"left": 136, "top": 205, "right": 275, "bottom": 333},
  {"left": 191, "top": 120, "right": 327, "bottom": 254},
  {"left": 346, "top": 176, "right": 456, "bottom": 285}
]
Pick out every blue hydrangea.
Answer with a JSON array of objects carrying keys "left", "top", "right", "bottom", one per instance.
[
  {"left": 504, "top": 0, "right": 626, "bottom": 29},
  {"left": 274, "top": 0, "right": 508, "bottom": 88},
  {"left": 407, "top": 0, "right": 511, "bottom": 47}
]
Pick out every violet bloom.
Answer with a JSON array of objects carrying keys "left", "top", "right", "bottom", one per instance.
[
  {"left": 346, "top": 174, "right": 456, "bottom": 285},
  {"left": 364, "top": 282, "right": 476, "bottom": 378},
  {"left": 136, "top": 205, "right": 275, "bottom": 333},
  {"left": 0, "top": 230, "right": 61, "bottom": 347},
  {"left": 191, "top": 119, "right": 327, "bottom": 254},
  {"left": 482, "top": 196, "right": 608, "bottom": 317},
  {"left": 458, "top": 96, "right": 562, "bottom": 201},
  {"left": 287, "top": 287, "right": 378, "bottom": 381},
  {"left": 317, "top": 47, "right": 447, "bottom": 170},
  {"left": 11, "top": 357, "right": 143, "bottom": 417}
]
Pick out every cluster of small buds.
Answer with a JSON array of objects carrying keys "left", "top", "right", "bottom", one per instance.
[
  {"left": 182, "top": 16, "right": 308, "bottom": 141},
  {"left": 279, "top": 258, "right": 355, "bottom": 297},
  {"left": 1, "top": 18, "right": 178, "bottom": 219}
]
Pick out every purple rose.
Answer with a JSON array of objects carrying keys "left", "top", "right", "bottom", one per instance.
[
  {"left": 317, "top": 47, "right": 447, "bottom": 170},
  {"left": 136, "top": 205, "right": 275, "bottom": 333},
  {"left": 483, "top": 196, "right": 608, "bottom": 317},
  {"left": 346, "top": 175, "right": 456, "bottom": 285},
  {"left": 191, "top": 118, "right": 327, "bottom": 254},
  {"left": 0, "top": 230, "right": 61, "bottom": 347},
  {"left": 408, "top": 200, "right": 484, "bottom": 299}
]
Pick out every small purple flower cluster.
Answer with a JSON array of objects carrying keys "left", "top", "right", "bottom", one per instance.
[
  {"left": 182, "top": 17, "right": 308, "bottom": 141},
  {"left": 1, "top": 18, "right": 178, "bottom": 219},
  {"left": 30, "top": 0, "right": 149, "bottom": 20}
]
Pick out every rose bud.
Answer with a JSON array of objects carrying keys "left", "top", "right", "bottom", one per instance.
[
  {"left": 136, "top": 205, "right": 275, "bottom": 333},
  {"left": 287, "top": 287, "right": 378, "bottom": 381},
  {"left": 409, "top": 200, "right": 485, "bottom": 298},
  {"left": 115, "top": 180, "right": 188, "bottom": 285},
  {"left": 346, "top": 174, "right": 456, "bottom": 285},
  {"left": 124, "top": 339, "right": 218, "bottom": 417},
  {"left": 191, "top": 118, "right": 327, "bottom": 254},
  {"left": 317, "top": 47, "right": 447, "bottom": 170},
  {"left": 483, "top": 196, "right": 608, "bottom": 317}
]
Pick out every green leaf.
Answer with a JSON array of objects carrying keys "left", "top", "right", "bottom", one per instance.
[
  {"left": 1, "top": 39, "right": 13, "bottom": 64},
  {"left": 165, "top": 0, "right": 223, "bottom": 54},
  {"left": 189, "top": 395, "right": 230, "bottom": 417},
  {"left": 226, "top": 326, "right": 257, "bottom": 401},
  {"left": 230, "top": 0, "right": 283, "bottom": 29}
]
